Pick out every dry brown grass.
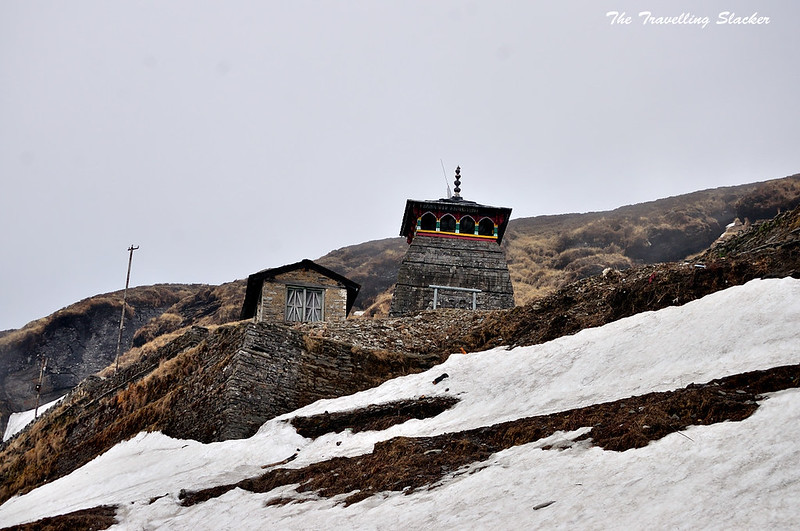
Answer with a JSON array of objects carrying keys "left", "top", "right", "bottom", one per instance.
[
  {"left": 130, "top": 281, "right": 247, "bottom": 347},
  {"left": 290, "top": 396, "right": 460, "bottom": 438},
  {"left": 316, "top": 237, "right": 407, "bottom": 311},
  {"left": 0, "top": 324, "right": 247, "bottom": 505},
  {"left": 735, "top": 177, "right": 800, "bottom": 221},
  {"left": 0, "top": 401, "right": 73, "bottom": 504},
  {"left": 96, "top": 329, "right": 187, "bottom": 378},
  {"left": 0, "top": 285, "right": 202, "bottom": 353},
  {"left": 4, "top": 504, "right": 117, "bottom": 530},
  {"left": 360, "top": 289, "right": 394, "bottom": 318}
]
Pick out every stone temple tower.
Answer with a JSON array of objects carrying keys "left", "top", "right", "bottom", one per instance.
[{"left": 389, "top": 166, "right": 515, "bottom": 316}]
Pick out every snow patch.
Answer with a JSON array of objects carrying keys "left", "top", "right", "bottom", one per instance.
[
  {"left": 3, "top": 396, "right": 64, "bottom": 442},
  {"left": 2, "top": 278, "right": 800, "bottom": 529}
]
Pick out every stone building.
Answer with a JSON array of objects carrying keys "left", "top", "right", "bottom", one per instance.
[
  {"left": 240, "top": 259, "right": 360, "bottom": 323},
  {"left": 390, "top": 166, "right": 515, "bottom": 316}
]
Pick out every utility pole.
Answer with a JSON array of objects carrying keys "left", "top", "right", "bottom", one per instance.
[
  {"left": 34, "top": 356, "right": 47, "bottom": 418},
  {"left": 114, "top": 245, "right": 139, "bottom": 377}
]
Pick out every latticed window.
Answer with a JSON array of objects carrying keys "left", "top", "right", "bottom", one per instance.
[{"left": 286, "top": 286, "right": 324, "bottom": 322}]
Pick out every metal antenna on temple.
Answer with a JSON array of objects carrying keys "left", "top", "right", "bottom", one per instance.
[{"left": 440, "top": 159, "right": 452, "bottom": 198}]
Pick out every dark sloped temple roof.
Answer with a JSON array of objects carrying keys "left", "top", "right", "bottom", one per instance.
[
  {"left": 398, "top": 166, "right": 512, "bottom": 244},
  {"left": 398, "top": 197, "right": 512, "bottom": 244},
  {"left": 240, "top": 259, "right": 361, "bottom": 320}
]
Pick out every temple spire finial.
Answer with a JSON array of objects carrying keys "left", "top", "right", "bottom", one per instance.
[{"left": 453, "top": 166, "right": 462, "bottom": 199}]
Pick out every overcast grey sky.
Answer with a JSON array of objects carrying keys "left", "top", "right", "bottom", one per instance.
[{"left": 1, "top": 1, "right": 798, "bottom": 331}]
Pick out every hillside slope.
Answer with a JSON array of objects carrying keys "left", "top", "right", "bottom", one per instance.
[
  {"left": 0, "top": 173, "right": 798, "bottom": 473},
  {"left": 318, "top": 173, "right": 800, "bottom": 313},
  {"left": 1, "top": 277, "right": 799, "bottom": 528},
  {"left": 1, "top": 201, "right": 799, "bottom": 521},
  {"left": 0, "top": 285, "right": 205, "bottom": 437}
]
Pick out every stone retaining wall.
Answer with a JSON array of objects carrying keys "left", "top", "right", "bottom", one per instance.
[{"left": 214, "top": 322, "right": 439, "bottom": 440}]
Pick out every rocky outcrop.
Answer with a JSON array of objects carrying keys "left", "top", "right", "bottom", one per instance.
[{"left": 0, "top": 285, "right": 203, "bottom": 436}]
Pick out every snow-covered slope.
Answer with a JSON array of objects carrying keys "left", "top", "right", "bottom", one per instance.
[
  {"left": 1, "top": 278, "right": 800, "bottom": 529},
  {"left": 2, "top": 397, "right": 64, "bottom": 442}
]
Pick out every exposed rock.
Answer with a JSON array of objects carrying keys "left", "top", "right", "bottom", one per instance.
[{"left": 0, "top": 285, "right": 200, "bottom": 436}]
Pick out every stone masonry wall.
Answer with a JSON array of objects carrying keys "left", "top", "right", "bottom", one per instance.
[
  {"left": 390, "top": 235, "right": 515, "bottom": 316},
  {"left": 256, "top": 269, "right": 349, "bottom": 323},
  {"left": 216, "top": 321, "right": 436, "bottom": 440}
]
